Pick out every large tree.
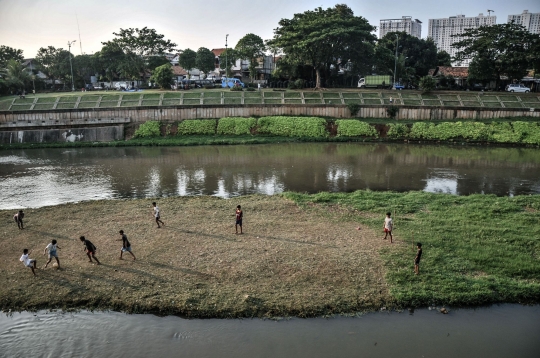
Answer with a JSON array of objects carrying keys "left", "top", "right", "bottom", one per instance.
[
  {"left": 377, "top": 32, "right": 438, "bottom": 82},
  {"left": 101, "top": 27, "right": 176, "bottom": 80},
  {"left": 150, "top": 63, "right": 174, "bottom": 89},
  {"left": 452, "top": 22, "right": 539, "bottom": 85},
  {"left": 437, "top": 50, "right": 452, "bottom": 66},
  {"left": 34, "top": 46, "right": 72, "bottom": 89},
  {"left": 195, "top": 47, "right": 216, "bottom": 78},
  {"left": 269, "top": 4, "right": 376, "bottom": 88},
  {"left": 235, "top": 33, "right": 266, "bottom": 81},
  {"left": 0, "top": 59, "right": 32, "bottom": 91},
  {"left": 178, "top": 48, "right": 197, "bottom": 78},
  {"left": 219, "top": 48, "right": 238, "bottom": 78},
  {"left": 0, "top": 45, "right": 24, "bottom": 68}
]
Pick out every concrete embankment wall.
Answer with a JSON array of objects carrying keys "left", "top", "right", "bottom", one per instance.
[
  {"left": 0, "top": 125, "right": 124, "bottom": 144},
  {"left": 1, "top": 104, "right": 539, "bottom": 124}
]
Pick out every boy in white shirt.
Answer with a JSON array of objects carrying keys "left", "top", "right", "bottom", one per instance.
[
  {"left": 382, "top": 212, "right": 393, "bottom": 243},
  {"left": 152, "top": 202, "right": 165, "bottom": 228},
  {"left": 20, "top": 249, "right": 37, "bottom": 276},
  {"left": 43, "top": 239, "right": 61, "bottom": 269}
]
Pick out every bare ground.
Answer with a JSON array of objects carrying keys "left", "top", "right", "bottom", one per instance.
[{"left": 1, "top": 195, "right": 394, "bottom": 318}]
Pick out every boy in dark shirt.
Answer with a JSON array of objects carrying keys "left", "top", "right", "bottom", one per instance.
[
  {"left": 414, "top": 243, "right": 422, "bottom": 275},
  {"left": 80, "top": 236, "right": 100, "bottom": 265},
  {"left": 235, "top": 205, "right": 243, "bottom": 234},
  {"left": 14, "top": 210, "right": 25, "bottom": 229},
  {"left": 117, "top": 230, "right": 136, "bottom": 260}
]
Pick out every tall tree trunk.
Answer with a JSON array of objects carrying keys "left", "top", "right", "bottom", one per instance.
[{"left": 315, "top": 67, "right": 321, "bottom": 89}]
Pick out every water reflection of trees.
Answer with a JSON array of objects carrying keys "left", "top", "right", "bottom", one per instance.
[{"left": 7, "top": 143, "right": 540, "bottom": 198}]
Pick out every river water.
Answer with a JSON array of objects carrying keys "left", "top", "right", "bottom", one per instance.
[
  {"left": 1, "top": 142, "right": 539, "bottom": 356},
  {"left": 1, "top": 142, "right": 540, "bottom": 209},
  {"left": 0, "top": 305, "right": 538, "bottom": 358}
]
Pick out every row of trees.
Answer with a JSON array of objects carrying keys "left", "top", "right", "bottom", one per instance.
[{"left": 2, "top": 4, "right": 540, "bottom": 93}]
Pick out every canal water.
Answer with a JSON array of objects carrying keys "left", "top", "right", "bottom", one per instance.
[
  {"left": 0, "top": 305, "right": 538, "bottom": 358},
  {"left": 1, "top": 142, "right": 540, "bottom": 209}
]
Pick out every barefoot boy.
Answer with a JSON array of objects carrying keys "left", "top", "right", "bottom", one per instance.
[
  {"left": 43, "top": 239, "right": 61, "bottom": 269},
  {"left": 414, "top": 243, "right": 422, "bottom": 275},
  {"left": 382, "top": 212, "right": 393, "bottom": 243},
  {"left": 152, "top": 202, "right": 164, "bottom": 228},
  {"left": 235, "top": 205, "right": 243, "bottom": 234},
  {"left": 14, "top": 210, "right": 24, "bottom": 229},
  {"left": 118, "top": 230, "right": 136, "bottom": 260},
  {"left": 80, "top": 236, "right": 100, "bottom": 265},
  {"left": 20, "top": 249, "right": 37, "bottom": 276}
]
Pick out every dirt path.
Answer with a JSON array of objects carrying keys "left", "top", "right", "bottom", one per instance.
[{"left": 1, "top": 195, "right": 393, "bottom": 317}]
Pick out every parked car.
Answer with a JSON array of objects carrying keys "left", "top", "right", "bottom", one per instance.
[
  {"left": 393, "top": 83, "right": 405, "bottom": 90},
  {"left": 505, "top": 84, "right": 530, "bottom": 93},
  {"left": 221, "top": 78, "right": 245, "bottom": 88},
  {"left": 468, "top": 84, "right": 485, "bottom": 91}
]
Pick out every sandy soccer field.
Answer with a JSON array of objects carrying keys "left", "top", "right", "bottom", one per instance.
[{"left": 1, "top": 195, "right": 393, "bottom": 317}]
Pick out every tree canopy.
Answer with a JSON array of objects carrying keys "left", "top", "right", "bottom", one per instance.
[
  {"left": 0, "top": 59, "right": 32, "bottom": 91},
  {"left": 195, "top": 47, "right": 216, "bottom": 77},
  {"left": 436, "top": 51, "right": 452, "bottom": 66},
  {"left": 269, "top": 4, "right": 376, "bottom": 88},
  {"left": 0, "top": 45, "right": 24, "bottom": 68},
  {"left": 35, "top": 46, "right": 73, "bottom": 89},
  {"left": 235, "top": 33, "right": 266, "bottom": 81},
  {"left": 150, "top": 63, "right": 174, "bottom": 89},
  {"left": 452, "top": 22, "right": 540, "bottom": 84},
  {"left": 178, "top": 48, "right": 197, "bottom": 78}
]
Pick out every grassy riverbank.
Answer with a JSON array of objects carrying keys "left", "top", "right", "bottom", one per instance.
[{"left": 2, "top": 192, "right": 539, "bottom": 317}]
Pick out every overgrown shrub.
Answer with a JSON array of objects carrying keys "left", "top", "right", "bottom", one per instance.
[
  {"left": 335, "top": 120, "right": 378, "bottom": 137},
  {"left": 217, "top": 117, "right": 256, "bottom": 135},
  {"left": 487, "top": 122, "right": 522, "bottom": 143},
  {"left": 513, "top": 121, "right": 540, "bottom": 144},
  {"left": 257, "top": 116, "right": 327, "bottom": 137},
  {"left": 230, "top": 86, "right": 243, "bottom": 91},
  {"left": 386, "top": 106, "right": 399, "bottom": 118},
  {"left": 134, "top": 121, "right": 161, "bottom": 138},
  {"left": 347, "top": 103, "right": 360, "bottom": 116},
  {"left": 419, "top": 76, "right": 436, "bottom": 93},
  {"left": 246, "top": 87, "right": 256, "bottom": 91},
  {"left": 177, "top": 119, "right": 217, "bottom": 135},
  {"left": 386, "top": 123, "right": 410, "bottom": 139}
]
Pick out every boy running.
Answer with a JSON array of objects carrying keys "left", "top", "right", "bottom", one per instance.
[
  {"left": 118, "top": 230, "right": 136, "bottom": 260},
  {"left": 43, "top": 239, "right": 61, "bottom": 269},
  {"left": 235, "top": 205, "right": 243, "bottom": 234},
  {"left": 14, "top": 210, "right": 25, "bottom": 229},
  {"left": 414, "top": 243, "right": 422, "bottom": 275},
  {"left": 382, "top": 212, "right": 393, "bottom": 243},
  {"left": 152, "top": 202, "right": 164, "bottom": 228},
  {"left": 79, "top": 236, "right": 100, "bottom": 265},
  {"left": 20, "top": 249, "right": 37, "bottom": 276}
]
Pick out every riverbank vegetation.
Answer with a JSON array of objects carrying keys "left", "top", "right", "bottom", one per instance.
[{"left": 1, "top": 192, "right": 539, "bottom": 317}]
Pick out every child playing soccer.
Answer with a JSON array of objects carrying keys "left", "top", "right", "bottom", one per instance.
[
  {"left": 414, "top": 243, "right": 422, "bottom": 275},
  {"left": 152, "top": 202, "right": 165, "bottom": 228},
  {"left": 14, "top": 210, "right": 24, "bottom": 229},
  {"left": 382, "top": 212, "right": 393, "bottom": 243},
  {"left": 80, "top": 236, "right": 100, "bottom": 265},
  {"left": 118, "top": 230, "right": 136, "bottom": 260},
  {"left": 43, "top": 239, "right": 61, "bottom": 269},
  {"left": 20, "top": 249, "right": 37, "bottom": 276},
  {"left": 235, "top": 205, "right": 243, "bottom": 234}
]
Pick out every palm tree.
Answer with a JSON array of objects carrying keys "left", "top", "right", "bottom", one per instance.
[{"left": 1, "top": 59, "right": 32, "bottom": 92}]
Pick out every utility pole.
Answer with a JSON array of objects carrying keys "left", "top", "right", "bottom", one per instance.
[
  {"left": 225, "top": 34, "right": 229, "bottom": 79},
  {"left": 393, "top": 34, "right": 398, "bottom": 90},
  {"left": 487, "top": 9, "right": 494, "bottom": 17},
  {"left": 67, "top": 40, "right": 76, "bottom": 91}
]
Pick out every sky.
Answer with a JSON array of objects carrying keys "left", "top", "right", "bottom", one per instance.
[{"left": 0, "top": 0, "right": 539, "bottom": 58}]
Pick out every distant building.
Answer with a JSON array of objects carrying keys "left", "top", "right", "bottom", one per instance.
[
  {"left": 427, "top": 13, "right": 496, "bottom": 67},
  {"left": 379, "top": 16, "right": 422, "bottom": 39},
  {"left": 508, "top": 10, "right": 540, "bottom": 34}
]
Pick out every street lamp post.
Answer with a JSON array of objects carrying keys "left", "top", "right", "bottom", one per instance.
[
  {"left": 67, "top": 40, "right": 76, "bottom": 91},
  {"left": 393, "top": 34, "right": 398, "bottom": 90},
  {"left": 225, "top": 34, "right": 229, "bottom": 79}
]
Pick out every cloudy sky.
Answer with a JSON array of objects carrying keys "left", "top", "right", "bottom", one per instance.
[{"left": 0, "top": 0, "right": 538, "bottom": 58}]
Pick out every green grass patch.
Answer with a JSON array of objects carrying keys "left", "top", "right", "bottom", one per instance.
[
  {"left": 459, "top": 95, "right": 479, "bottom": 101},
  {"left": 80, "top": 95, "right": 100, "bottom": 102},
  {"left": 499, "top": 96, "right": 518, "bottom": 102},
  {"left": 285, "top": 191, "right": 540, "bottom": 307},
  {"left": 203, "top": 98, "right": 222, "bottom": 105},
  {"left": 77, "top": 102, "right": 98, "bottom": 108},
  {"left": 56, "top": 103, "right": 75, "bottom": 109},
  {"left": 134, "top": 120, "right": 161, "bottom": 138},
  {"left": 0, "top": 101, "right": 12, "bottom": 111},
  {"left": 400, "top": 93, "right": 420, "bottom": 99},
  {"left": 184, "top": 92, "right": 202, "bottom": 99},
  {"left": 423, "top": 99, "right": 442, "bottom": 106},
  {"left": 364, "top": 99, "right": 383, "bottom": 105},
  {"left": 223, "top": 98, "right": 242, "bottom": 105},
  {"left": 122, "top": 94, "right": 141, "bottom": 100},
  {"left": 284, "top": 92, "right": 301, "bottom": 98},
  {"left": 101, "top": 95, "right": 120, "bottom": 101},
  {"left": 342, "top": 93, "right": 361, "bottom": 99},
  {"left": 162, "top": 99, "right": 181, "bottom": 106},
  {"left": 439, "top": 95, "right": 459, "bottom": 101},
  {"left": 36, "top": 97, "right": 57, "bottom": 103},
  {"left": 523, "top": 102, "right": 540, "bottom": 108},
  {"left": 99, "top": 101, "right": 119, "bottom": 108},
  {"left": 141, "top": 100, "right": 160, "bottom": 106},
  {"left": 163, "top": 92, "right": 182, "bottom": 99},
  {"left": 303, "top": 92, "right": 322, "bottom": 99},
  {"left": 502, "top": 102, "right": 524, "bottom": 108},
  {"left": 421, "top": 94, "right": 439, "bottom": 99},
  {"left": 183, "top": 99, "right": 202, "bottom": 105},
  {"left": 120, "top": 101, "right": 139, "bottom": 107},
  {"left": 343, "top": 99, "right": 362, "bottom": 105},
  {"left": 484, "top": 102, "right": 502, "bottom": 108},
  {"left": 264, "top": 99, "right": 283, "bottom": 104},
  {"left": 202, "top": 91, "right": 221, "bottom": 98},
  {"left": 403, "top": 100, "right": 422, "bottom": 106},
  {"left": 323, "top": 92, "right": 341, "bottom": 99},
  {"left": 10, "top": 104, "right": 33, "bottom": 110},
  {"left": 12, "top": 98, "right": 34, "bottom": 104},
  {"left": 223, "top": 92, "right": 242, "bottom": 98},
  {"left": 244, "top": 98, "right": 262, "bottom": 104},
  {"left": 361, "top": 93, "right": 380, "bottom": 98},
  {"left": 143, "top": 93, "right": 161, "bottom": 99},
  {"left": 304, "top": 99, "right": 323, "bottom": 104},
  {"left": 284, "top": 99, "right": 303, "bottom": 104},
  {"left": 462, "top": 101, "right": 480, "bottom": 107},
  {"left": 33, "top": 103, "right": 55, "bottom": 110},
  {"left": 243, "top": 92, "right": 261, "bottom": 98},
  {"left": 481, "top": 95, "right": 500, "bottom": 102},
  {"left": 443, "top": 101, "right": 461, "bottom": 107}
]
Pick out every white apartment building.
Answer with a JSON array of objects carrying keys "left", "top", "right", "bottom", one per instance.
[
  {"left": 379, "top": 16, "right": 422, "bottom": 39},
  {"left": 508, "top": 10, "right": 540, "bottom": 34},
  {"left": 427, "top": 13, "right": 496, "bottom": 67}
]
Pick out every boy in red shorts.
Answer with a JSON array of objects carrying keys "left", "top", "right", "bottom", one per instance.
[
  {"left": 382, "top": 212, "right": 393, "bottom": 243},
  {"left": 80, "top": 236, "right": 100, "bottom": 265}
]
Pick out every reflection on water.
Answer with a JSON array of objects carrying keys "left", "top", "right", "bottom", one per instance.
[
  {"left": 1, "top": 143, "right": 540, "bottom": 209},
  {"left": 0, "top": 305, "right": 539, "bottom": 358}
]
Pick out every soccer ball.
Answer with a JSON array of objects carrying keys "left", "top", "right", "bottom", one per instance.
[{"left": 52, "top": 263, "right": 59, "bottom": 269}]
